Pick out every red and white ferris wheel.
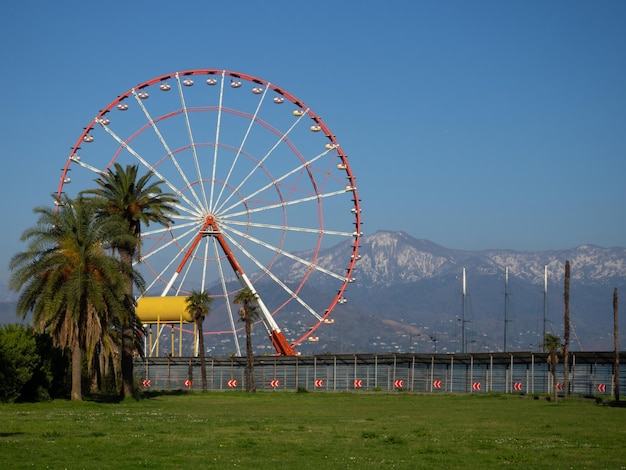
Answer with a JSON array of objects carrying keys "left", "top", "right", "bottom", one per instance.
[{"left": 57, "top": 69, "right": 362, "bottom": 356}]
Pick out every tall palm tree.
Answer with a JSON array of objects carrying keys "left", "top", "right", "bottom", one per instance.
[
  {"left": 9, "top": 195, "right": 142, "bottom": 400},
  {"left": 541, "top": 333, "right": 562, "bottom": 402},
  {"left": 234, "top": 288, "right": 260, "bottom": 392},
  {"left": 83, "top": 163, "right": 179, "bottom": 398},
  {"left": 185, "top": 290, "right": 212, "bottom": 391}
]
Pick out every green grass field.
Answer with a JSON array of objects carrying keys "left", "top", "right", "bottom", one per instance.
[{"left": 1, "top": 392, "right": 624, "bottom": 469}]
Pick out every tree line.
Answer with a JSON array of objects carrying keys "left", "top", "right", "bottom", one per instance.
[
  {"left": 8, "top": 164, "right": 177, "bottom": 401},
  {"left": 6, "top": 163, "right": 264, "bottom": 401}
]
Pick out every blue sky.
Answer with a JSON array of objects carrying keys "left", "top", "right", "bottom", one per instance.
[{"left": 1, "top": 0, "right": 625, "bottom": 285}]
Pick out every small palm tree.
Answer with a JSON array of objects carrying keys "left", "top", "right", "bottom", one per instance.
[
  {"left": 9, "top": 195, "right": 142, "bottom": 400},
  {"left": 185, "top": 291, "right": 212, "bottom": 391},
  {"left": 234, "top": 288, "right": 260, "bottom": 392},
  {"left": 82, "top": 162, "right": 179, "bottom": 398},
  {"left": 541, "top": 333, "right": 562, "bottom": 401}
]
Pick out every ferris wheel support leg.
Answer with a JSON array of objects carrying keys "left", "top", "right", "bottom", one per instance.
[
  {"left": 236, "top": 273, "right": 297, "bottom": 356},
  {"left": 269, "top": 331, "right": 297, "bottom": 356},
  {"left": 209, "top": 221, "right": 298, "bottom": 356}
]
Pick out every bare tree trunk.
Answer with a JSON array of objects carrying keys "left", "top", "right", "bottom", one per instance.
[
  {"left": 614, "top": 288, "right": 620, "bottom": 402},
  {"left": 563, "top": 260, "right": 570, "bottom": 399}
]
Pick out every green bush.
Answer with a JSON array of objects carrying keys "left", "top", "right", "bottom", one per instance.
[
  {"left": 0, "top": 324, "right": 39, "bottom": 402},
  {"left": 0, "top": 324, "right": 69, "bottom": 402}
]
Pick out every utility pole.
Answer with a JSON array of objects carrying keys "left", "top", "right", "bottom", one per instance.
[
  {"left": 504, "top": 267, "right": 510, "bottom": 352},
  {"left": 543, "top": 265, "right": 548, "bottom": 351},
  {"left": 462, "top": 267, "right": 467, "bottom": 353}
]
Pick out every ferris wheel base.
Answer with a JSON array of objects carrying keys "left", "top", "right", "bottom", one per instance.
[{"left": 270, "top": 331, "right": 297, "bottom": 356}]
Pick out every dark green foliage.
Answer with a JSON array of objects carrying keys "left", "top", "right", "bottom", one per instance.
[
  {"left": 0, "top": 324, "right": 68, "bottom": 402},
  {"left": 20, "top": 331, "right": 69, "bottom": 401},
  {"left": 9, "top": 195, "right": 141, "bottom": 400},
  {"left": 0, "top": 324, "right": 38, "bottom": 402}
]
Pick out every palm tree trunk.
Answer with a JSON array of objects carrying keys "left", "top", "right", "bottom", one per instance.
[
  {"left": 549, "top": 351, "right": 558, "bottom": 402},
  {"left": 563, "top": 260, "right": 570, "bottom": 399},
  {"left": 120, "top": 247, "right": 135, "bottom": 399},
  {"left": 198, "top": 321, "right": 207, "bottom": 392},
  {"left": 71, "top": 339, "right": 82, "bottom": 401},
  {"left": 245, "top": 320, "right": 255, "bottom": 392}
]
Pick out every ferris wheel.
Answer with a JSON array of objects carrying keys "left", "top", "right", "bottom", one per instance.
[{"left": 57, "top": 69, "right": 362, "bottom": 356}]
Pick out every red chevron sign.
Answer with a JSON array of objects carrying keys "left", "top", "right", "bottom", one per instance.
[
  {"left": 354, "top": 379, "right": 363, "bottom": 388},
  {"left": 556, "top": 382, "right": 563, "bottom": 391},
  {"left": 314, "top": 379, "right": 324, "bottom": 387},
  {"left": 394, "top": 380, "right": 404, "bottom": 388},
  {"left": 433, "top": 380, "right": 442, "bottom": 389},
  {"left": 597, "top": 383, "right": 606, "bottom": 393},
  {"left": 269, "top": 379, "right": 280, "bottom": 388},
  {"left": 513, "top": 382, "right": 523, "bottom": 391},
  {"left": 184, "top": 379, "right": 191, "bottom": 388},
  {"left": 141, "top": 379, "right": 152, "bottom": 387},
  {"left": 227, "top": 379, "right": 238, "bottom": 388},
  {"left": 472, "top": 382, "right": 481, "bottom": 391}
]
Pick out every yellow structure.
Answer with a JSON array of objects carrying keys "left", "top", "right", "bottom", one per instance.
[
  {"left": 136, "top": 296, "right": 196, "bottom": 357},
  {"left": 136, "top": 296, "right": 193, "bottom": 323}
]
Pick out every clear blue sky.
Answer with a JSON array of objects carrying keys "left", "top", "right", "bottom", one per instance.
[{"left": 1, "top": 0, "right": 625, "bottom": 285}]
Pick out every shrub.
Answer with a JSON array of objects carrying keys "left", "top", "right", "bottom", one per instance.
[
  {"left": 0, "top": 324, "right": 39, "bottom": 402},
  {"left": 0, "top": 324, "right": 69, "bottom": 402}
]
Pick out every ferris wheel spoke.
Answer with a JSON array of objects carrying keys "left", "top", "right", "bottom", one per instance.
[
  {"left": 97, "top": 121, "right": 202, "bottom": 213},
  {"left": 221, "top": 231, "right": 323, "bottom": 322},
  {"left": 131, "top": 89, "right": 206, "bottom": 210},
  {"left": 140, "top": 226, "right": 199, "bottom": 294},
  {"left": 217, "top": 146, "right": 333, "bottom": 215},
  {"left": 223, "top": 224, "right": 348, "bottom": 282},
  {"left": 211, "top": 239, "right": 242, "bottom": 356},
  {"left": 223, "top": 189, "right": 348, "bottom": 220},
  {"left": 214, "top": 85, "right": 269, "bottom": 211},
  {"left": 142, "top": 219, "right": 200, "bottom": 238},
  {"left": 200, "top": 235, "right": 210, "bottom": 292},
  {"left": 69, "top": 156, "right": 105, "bottom": 177},
  {"left": 141, "top": 224, "right": 200, "bottom": 263},
  {"left": 223, "top": 219, "right": 353, "bottom": 237},
  {"left": 175, "top": 73, "right": 209, "bottom": 211},
  {"left": 216, "top": 113, "right": 307, "bottom": 213},
  {"left": 208, "top": 71, "right": 226, "bottom": 211},
  {"left": 173, "top": 239, "right": 203, "bottom": 295}
]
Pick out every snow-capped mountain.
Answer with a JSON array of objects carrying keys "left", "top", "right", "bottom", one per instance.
[
  {"left": 346, "top": 230, "right": 626, "bottom": 286},
  {"left": 301, "top": 231, "right": 626, "bottom": 353}
]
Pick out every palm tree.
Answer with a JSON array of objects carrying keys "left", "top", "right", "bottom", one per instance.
[
  {"left": 185, "top": 291, "right": 212, "bottom": 391},
  {"left": 9, "top": 195, "right": 142, "bottom": 400},
  {"left": 82, "top": 163, "right": 179, "bottom": 398},
  {"left": 234, "top": 288, "right": 260, "bottom": 392},
  {"left": 541, "top": 333, "right": 562, "bottom": 402}
]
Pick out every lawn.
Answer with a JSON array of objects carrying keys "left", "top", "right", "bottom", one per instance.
[{"left": 1, "top": 392, "right": 624, "bottom": 469}]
